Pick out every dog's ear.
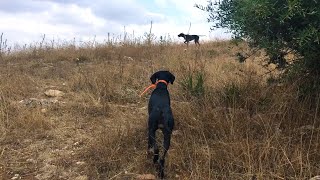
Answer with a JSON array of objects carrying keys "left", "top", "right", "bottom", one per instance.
[
  {"left": 168, "top": 73, "right": 175, "bottom": 84},
  {"left": 150, "top": 71, "right": 159, "bottom": 84}
]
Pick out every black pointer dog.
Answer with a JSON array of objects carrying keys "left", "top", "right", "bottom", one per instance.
[
  {"left": 147, "top": 71, "right": 175, "bottom": 179},
  {"left": 178, "top": 33, "right": 200, "bottom": 46}
]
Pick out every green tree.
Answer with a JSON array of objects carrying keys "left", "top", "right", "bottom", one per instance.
[{"left": 196, "top": 0, "right": 320, "bottom": 72}]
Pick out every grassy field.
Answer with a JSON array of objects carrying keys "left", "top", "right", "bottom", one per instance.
[{"left": 0, "top": 39, "right": 319, "bottom": 180}]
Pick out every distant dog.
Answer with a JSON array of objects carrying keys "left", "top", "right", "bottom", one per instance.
[
  {"left": 147, "top": 70, "right": 175, "bottom": 179},
  {"left": 178, "top": 33, "right": 200, "bottom": 46}
]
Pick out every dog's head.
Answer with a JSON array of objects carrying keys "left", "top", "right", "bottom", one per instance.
[
  {"left": 150, "top": 71, "right": 175, "bottom": 85},
  {"left": 178, "top": 33, "right": 185, "bottom": 37}
]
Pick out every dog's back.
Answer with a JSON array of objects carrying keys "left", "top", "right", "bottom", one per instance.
[
  {"left": 148, "top": 86, "right": 170, "bottom": 113},
  {"left": 148, "top": 83, "right": 173, "bottom": 129},
  {"left": 148, "top": 71, "right": 174, "bottom": 129}
]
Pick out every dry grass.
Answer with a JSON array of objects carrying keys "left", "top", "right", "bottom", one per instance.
[{"left": 0, "top": 39, "right": 319, "bottom": 180}]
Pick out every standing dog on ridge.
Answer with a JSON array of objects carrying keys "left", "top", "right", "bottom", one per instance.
[
  {"left": 142, "top": 70, "right": 175, "bottom": 179},
  {"left": 178, "top": 33, "right": 201, "bottom": 46}
]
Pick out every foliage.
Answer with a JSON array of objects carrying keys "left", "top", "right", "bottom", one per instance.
[
  {"left": 180, "top": 71, "right": 205, "bottom": 98},
  {"left": 196, "top": 0, "right": 320, "bottom": 72}
]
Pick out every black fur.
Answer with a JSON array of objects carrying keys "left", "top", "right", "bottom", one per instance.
[
  {"left": 147, "top": 70, "right": 175, "bottom": 179},
  {"left": 178, "top": 33, "right": 200, "bottom": 46}
]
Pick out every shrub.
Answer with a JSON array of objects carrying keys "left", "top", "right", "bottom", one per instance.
[
  {"left": 180, "top": 71, "right": 205, "bottom": 99},
  {"left": 196, "top": 0, "right": 320, "bottom": 73}
]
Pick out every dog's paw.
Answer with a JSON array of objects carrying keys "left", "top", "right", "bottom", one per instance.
[
  {"left": 158, "top": 168, "right": 165, "bottom": 179},
  {"left": 153, "top": 154, "right": 159, "bottom": 164},
  {"left": 147, "top": 148, "right": 153, "bottom": 159}
]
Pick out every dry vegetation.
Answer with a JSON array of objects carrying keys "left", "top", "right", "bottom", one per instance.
[{"left": 0, "top": 38, "right": 319, "bottom": 180}]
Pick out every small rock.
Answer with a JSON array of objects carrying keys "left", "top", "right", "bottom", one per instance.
[
  {"left": 19, "top": 98, "right": 40, "bottom": 107},
  {"left": 136, "top": 174, "right": 156, "bottom": 180},
  {"left": 310, "top": 176, "right": 320, "bottom": 180},
  {"left": 23, "top": 139, "right": 32, "bottom": 143},
  {"left": 298, "top": 125, "right": 317, "bottom": 135},
  {"left": 35, "top": 164, "right": 57, "bottom": 180},
  {"left": 44, "top": 89, "right": 64, "bottom": 97},
  {"left": 19, "top": 98, "right": 59, "bottom": 107},
  {"left": 300, "top": 125, "right": 314, "bottom": 131},
  {"left": 139, "top": 106, "right": 147, "bottom": 110},
  {"left": 172, "top": 130, "right": 180, "bottom": 136},
  {"left": 75, "top": 175, "right": 88, "bottom": 180},
  {"left": 123, "top": 56, "right": 134, "bottom": 61},
  {"left": 26, "top": 158, "right": 37, "bottom": 164},
  {"left": 41, "top": 108, "right": 47, "bottom": 113},
  {"left": 11, "top": 174, "right": 20, "bottom": 180},
  {"left": 76, "top": 161, "right": 86, "bottom": 165},
  {"left": 268, "top": 63, "right": 277, "bottom": 70}
]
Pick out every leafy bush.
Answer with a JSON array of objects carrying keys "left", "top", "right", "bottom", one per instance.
[{"left": 196, "top": 0, "right": 320, "bottom": 72}]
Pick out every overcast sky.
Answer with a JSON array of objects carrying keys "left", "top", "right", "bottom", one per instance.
[{"left": 0, "top": 0, "right": 231, "bottom": 46}]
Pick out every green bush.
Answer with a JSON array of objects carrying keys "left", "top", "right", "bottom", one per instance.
[
  {"left": 221, "top": 82, "right": 242, "bottom": 107},
  {"left": 180, "top": 71, "right": 205, "bottom": 98},
  {"left": 196, "top": 0, "right": 320, "bottom": 72}
]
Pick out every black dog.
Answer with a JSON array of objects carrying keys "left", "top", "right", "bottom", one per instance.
[
  {"left": 147, "top": 71, "right": 175, "bottom": 179},
  {"left": 178, "top": 33, "right": 200, "bottom": 46}
]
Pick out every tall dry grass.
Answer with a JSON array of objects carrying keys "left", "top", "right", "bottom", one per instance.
[{"left": 0, "top": 35, "right": 319, "bottom": 179}]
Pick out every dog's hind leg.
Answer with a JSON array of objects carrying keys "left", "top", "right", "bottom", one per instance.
[
  {"left": 160, "top": 130, "right": 171, "bottom": 178},
  {"left": 159, "top": 112, "right": 174, "bottom": 179},
  {"left": 195, "top": 38, "right": 200, "bottom": 46},
  {"left": 195, "top": 41, "right": 200, "bottom": 46},
  {"left": 148, "top": 111, "right": 160, "bottom": 163},
  {"left": 148, "top": 127, "right": 159, "bottom": 162}
]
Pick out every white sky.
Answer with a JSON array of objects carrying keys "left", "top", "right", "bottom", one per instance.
[{"left": 0, "top": 0, "right": 231, "bottom": 47}]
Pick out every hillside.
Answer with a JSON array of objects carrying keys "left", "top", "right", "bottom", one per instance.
[{"left": 0, "top": 41, "right": 319, "bottom": 180}]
